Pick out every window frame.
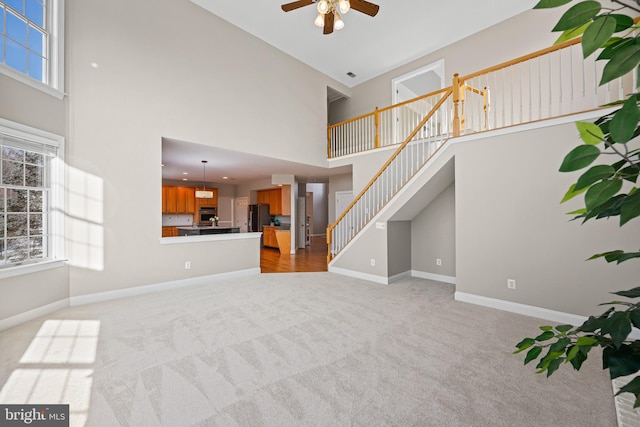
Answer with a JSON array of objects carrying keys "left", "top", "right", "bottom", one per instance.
[
  {"left": 0, "top": 0, "right": 65, "bottom": 99},
  {"left": 0, "top": 117, "right": 65, "bottom": 279}
]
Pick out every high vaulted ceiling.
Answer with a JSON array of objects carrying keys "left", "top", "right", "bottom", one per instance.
[{"left": 191, "top": 0, "right": 537, "bottom": 87}]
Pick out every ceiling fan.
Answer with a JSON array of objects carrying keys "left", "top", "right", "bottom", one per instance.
[{"left": 281, "top": 0, "right": 380, "bottom": 35}]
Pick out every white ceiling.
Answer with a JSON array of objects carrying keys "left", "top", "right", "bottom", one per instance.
[
  {"left": 163, "top": 0, "right": 536, "bottom": 185},
  {"left": 191, "top": 0, "right": 536, "bottom": 87}
]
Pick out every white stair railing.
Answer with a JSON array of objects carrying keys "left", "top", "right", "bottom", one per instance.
[{"left": 327, "top": 90, "right": 454, "bottom": 261}]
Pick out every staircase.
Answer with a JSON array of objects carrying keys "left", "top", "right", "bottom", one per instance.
[{"left": 326, "top": 37, "right": 635, "bottom": 264}]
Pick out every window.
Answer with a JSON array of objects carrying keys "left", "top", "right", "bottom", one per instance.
[
  {"left": 0, "top": 118, "right": 64, "bottom": 275},
  {"left": 0, "top": 0, "right": 64, "bottom": 98}
]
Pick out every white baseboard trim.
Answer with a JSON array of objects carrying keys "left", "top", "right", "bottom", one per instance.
[
  {"left": 329, "top": 266, "right": 389, "bottom": 285},
  {"left": 411, "top": 270, "right": 457, "bottom": 285},
  {"left": 0, "top": 298, "right": 70, "bottom": 332},
  {"left": 454, "top": 291, "right": 587, "bottom": 325},
  {"left": 70, "top": 268, "right": 261, "bottom": 307},
  {"left": 388, "top": 271, "right": 412, "bottom": 283}
]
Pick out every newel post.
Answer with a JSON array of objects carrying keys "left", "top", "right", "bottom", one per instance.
[
  {"left": 326, "top": 225, "right": 332, "bottom": 264},
  {"left": 452, "top": 73, "right": 461, "bottom": 137},
  {"left": 374, "top": 107, "right": 380, "bottom": 149}
]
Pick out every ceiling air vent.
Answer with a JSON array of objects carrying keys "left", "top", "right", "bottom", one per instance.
[{"left": 346, "top": 72, "right": 356, "bottom": 78}]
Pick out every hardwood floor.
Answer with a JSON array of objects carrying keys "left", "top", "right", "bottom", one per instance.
[{"left": 261, "top": 236, "right": 328, "bottom": 273}]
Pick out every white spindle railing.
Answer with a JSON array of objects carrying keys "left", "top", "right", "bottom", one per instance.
[
  {"left": 327, "top": 37, "right": 635, "bottom": 262},
  {"left": 328, "top": 90, "right": 454, "bottom": 260}
]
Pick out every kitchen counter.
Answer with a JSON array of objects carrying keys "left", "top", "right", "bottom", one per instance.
[{"left": 176, "top": 226, "right": 240, "bottom": 236}]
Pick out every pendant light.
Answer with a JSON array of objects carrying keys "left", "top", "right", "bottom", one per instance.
[{"left": 195, "top": 160, "right": 213, "bottom": 198}]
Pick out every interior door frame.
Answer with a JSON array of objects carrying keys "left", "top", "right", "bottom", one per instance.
[{"left": 391, "top": 59, "right": 445, "bottom": 144}]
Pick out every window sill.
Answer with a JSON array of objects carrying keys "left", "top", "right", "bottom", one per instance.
[
  {"left": 0, "top": 259, "right": 66, "bottom": 280},
  {"left": 0, "top": 65, "right": 66, "bottom": 100}
]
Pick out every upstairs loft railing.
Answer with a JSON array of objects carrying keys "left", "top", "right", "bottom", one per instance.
[{"left": 326, "top": 36, "right": 636, "bottom": 262}]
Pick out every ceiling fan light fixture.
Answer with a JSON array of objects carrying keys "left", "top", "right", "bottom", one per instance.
[
  {"left": 317, "top": 0, "right": 329, "bottom": 14},
  {"left": 314, "top": 13, "right": 325, "bottom": 27},
  {"left": 338, "top": 0, "right": 350, "bottom": 14},
  {"left": 334, "top": 11, "right": 344, "bottom": 30}
]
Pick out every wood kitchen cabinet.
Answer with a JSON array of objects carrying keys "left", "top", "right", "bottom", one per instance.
[
  {"left": 263, "top": 226, "right": 279, "bottom": 248},
  {"left": 195, "top": 188, "right": 218, "bottom": 209},
  {"left": 281, "top": 185, "right": 291, "bottom": 215},
  {"left": 162, "top": 186, "right": 196, "bottom": 214},
  {"left": 257, "top": 187, "right": 290, "bottom": 216},
  {"left": 257, "top": 189, "right": 270, "bottom": 206},
  {"left": 162, "top": 226, "right": 178, "bottom": 237}
]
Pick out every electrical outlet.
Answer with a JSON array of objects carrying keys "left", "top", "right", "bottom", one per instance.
[
  {"left": 185, "top": 261, "right": 191, "bottom": 270},
  {"left": 507, "top": 279, "right": 516, "bottom": 289},
  {"left": 436, "top": 258, "right": 442, "bottom": 266},
  {"left": 370, "top": 259, "right": 375, "bottom": 266}
]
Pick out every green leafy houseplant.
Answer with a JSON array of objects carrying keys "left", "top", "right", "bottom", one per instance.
[{"left": 514, "top": 0, "right": 640, "bottom": 408}]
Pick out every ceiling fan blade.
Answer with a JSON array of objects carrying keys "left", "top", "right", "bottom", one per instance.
[
  {"left": 281, "top": 0, "right": 314, "bottom": 12},
  {"left": 323, "top": 12, "right": 334, "bottom": 35},
  {"left": 350, "top": 0, "right": 379, "bottom": 17}
]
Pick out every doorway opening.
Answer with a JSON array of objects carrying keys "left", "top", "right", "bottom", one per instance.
[{"left": 391, "top": 60, "right": 445, "bottom": 143}]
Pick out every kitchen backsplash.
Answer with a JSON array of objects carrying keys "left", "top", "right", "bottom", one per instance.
[{"left": 162, "top": 214, "right": 194, "bottom": 226}]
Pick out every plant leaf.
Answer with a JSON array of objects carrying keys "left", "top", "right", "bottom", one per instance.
[
  {"left": 553, "top": 1, "right": 601, "bottom": 32},
  {"left": 588, "top": 249, "right": 625, "bottom": 262},
  {"left": 610, "top": 14, "right": 634, "bottom": 32},
  {"left": 555, "top": 22, "right": 591, "bottom": 44},
  {"left": 549, "top": 337, "right": 572, "bottom": 353},
  {"left": 535, "top": 330, "right": 556, "bottom": 341},
  {"left": 514, "top": 337, "right": 537, "bottom": 353},
  {"left": 547, "top": 358, "right": 564, "bottom": 377},
  {"left": 556, "top": 324, "right": 574, "bottom": 333},
  {"left": 525, "top": 346, "right": 543, "bottom": 365},
  {"left": 569, "top": 346, "right": 590, "bottom": 370},
  {"left": 582, "top": 15, "right": 617, "bottom": 58},
  {"left": 615, "top": 376, "right": 640, "bottom": 408},
  {"left": 561, "top": 184, "right": 589, "bottom": 203},
  {"left": 601, "top": 44, "right": 640, "bottom": 85},
  {"left": 540, "top": 326, "right": 554, "bottom": 331},
  {"left": 613, "top": 287, "right": 640, "bottom": 299},
  {"left": 576, "top": 121, "right": 605, "bottom": 145},
  {"left": 600, "top": 311, "right": 632, "bottom": 349},
  {"left": 597, "top": 37, "right": 634, "bottom": 60},
  {"left": 609, "top": 96, "right": 640, "bottom": 143},
  {"left": 604, "top": 344, "right": 640, "bottom": 378},
  {"left": 620, "top": 189, "right": 640, "bottom": 226},
  {"left": 559, "top": 145, "right": 601, "bottom": 172},
  {"left": 574, "top": 165, "right": 615, "bottom": 191},
  {"left": 630, "top": 310, "right": 640, "bottom": 329},
  {"left": 616, "top": 251, "right": 640, "bottom": 263},
  {"left": 585, "top": 179, "right": 623, "bottom": 210},
  {"left": 576, "top": 336, "right": 599, "bottom": 346},
  {"left": 535, "top": 0, "right": 573, "bottom": 8}
]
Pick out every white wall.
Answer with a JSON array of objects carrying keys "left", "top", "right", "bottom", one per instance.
[
  {"left": 306, "top": 183, "right": 328, "bottom": 235},
  {"left": 330, "top": 7, "right": 565, "bottom": 122},
  {"left": 412, "top": 183, "right": 455, "bottom": 278},
  {"left": 63, "top": 0, "right": 345, "bottom": 298}
]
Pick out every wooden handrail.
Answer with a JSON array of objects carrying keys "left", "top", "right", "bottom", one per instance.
[
  {"left": 327, "top": 86, "right": 452, "bottom": 130},
  {"left": 327, "top": 88, "right": 454, "bottom": 241},
  {"left": 459, "top": 38, "right": 581, "bottom": 82}
]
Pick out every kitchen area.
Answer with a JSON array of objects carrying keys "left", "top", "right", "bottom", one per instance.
[{"left": 161, "top": 182, "right": 295, "bottom": 255}]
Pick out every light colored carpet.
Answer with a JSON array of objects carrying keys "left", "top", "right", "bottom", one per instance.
[{"left": 0, "top": 273, "right": 617, "bottom": 426}]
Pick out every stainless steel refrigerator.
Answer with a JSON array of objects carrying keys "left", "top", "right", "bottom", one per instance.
[{"left": 248, "top": 204, "right": 270, "bottom": 233}]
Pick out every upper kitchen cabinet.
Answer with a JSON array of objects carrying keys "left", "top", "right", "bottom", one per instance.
[
  {"left": 195, "top": 188, "right": 218, "bottom": 209},
  {"left": 162, "top": 185, "right": 196, "bottom": 214},
  {"left": 257, "top": 186, "right": 291, "bottom": 216}
]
